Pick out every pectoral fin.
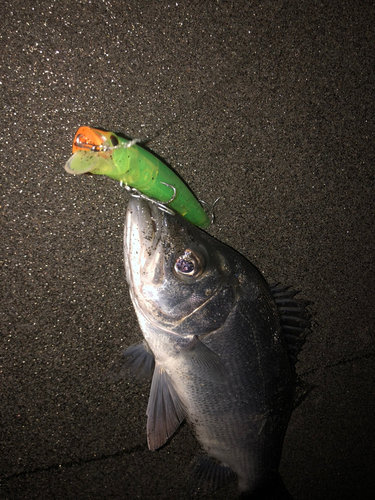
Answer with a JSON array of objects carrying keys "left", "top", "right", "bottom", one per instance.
[
  {"left": 146, "top": 363, "right": 185, "bottom": 451},
  {"left": 107, "top": 342, "right": 155, "bottom": 382},
  {"left": 180, "top": 335, "right": 227, "bottom": 381}
]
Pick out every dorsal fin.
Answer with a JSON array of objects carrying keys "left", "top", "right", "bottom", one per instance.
[{"left": 270, "top": 283, "right": 312, "bottom": 368}]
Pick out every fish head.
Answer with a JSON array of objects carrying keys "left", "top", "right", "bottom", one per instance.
[{"left": 125, "top": 198, "right": 239, "bottom": 336}]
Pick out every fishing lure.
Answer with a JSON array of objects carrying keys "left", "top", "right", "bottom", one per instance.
[{"left": 64, "top": 126, "right": 211, "bottom": 228}]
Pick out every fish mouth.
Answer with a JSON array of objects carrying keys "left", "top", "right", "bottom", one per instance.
[
  {"left": 124, "top": 197, "right": 170, "bottom": 308},
  {"left": 125, "top": 196, "right": 166, "bottom": 266}
]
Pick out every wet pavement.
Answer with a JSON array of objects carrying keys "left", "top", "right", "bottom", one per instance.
[{"left": 1, "top": 1, "right": 374, "bottom": 499}]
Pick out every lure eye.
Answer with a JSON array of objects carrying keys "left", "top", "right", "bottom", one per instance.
[
  {"left": 110, "top": 134, "right": 119, "bottom": 147},
  {"left": 75, "top": 134, "right": 88, "bottom": 148},
  {"left": 174, "top": 249, "right": 205, "bottom": 279},
  {"left": 75, "top": 134, "right": 83, "bottom": 145}
]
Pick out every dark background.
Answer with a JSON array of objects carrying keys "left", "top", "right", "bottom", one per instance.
[{"left": 1, "top": 1, "right": 374, "bottom": 499}]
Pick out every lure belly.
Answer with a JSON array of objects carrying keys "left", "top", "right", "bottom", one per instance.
[{"left": 64, "top": 126, "right": 210, "bottom": 228}]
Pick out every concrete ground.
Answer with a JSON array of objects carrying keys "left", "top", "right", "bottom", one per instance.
[{"left": 1, "top": 1, "right": 374, "bottom": 499}]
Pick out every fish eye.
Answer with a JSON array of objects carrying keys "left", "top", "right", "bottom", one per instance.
[
  {"left": 110, "top": 135, "right": 119, "bottom": 146},
  {"left": 174, "top": 249, "right": 205, "bottom": 279}
]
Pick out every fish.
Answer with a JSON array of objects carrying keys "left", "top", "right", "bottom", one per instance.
[{"left": 118, "top": 196, "right": 310, "bottom": 497}]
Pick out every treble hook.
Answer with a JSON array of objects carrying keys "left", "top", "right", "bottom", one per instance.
[
  {"left": 199, "top": 197, "right": 221, "bottom": 226},
  {"left": 120, "top": 181, "right": 176, "bottom": 216}
]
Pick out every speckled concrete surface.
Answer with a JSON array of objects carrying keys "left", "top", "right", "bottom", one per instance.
[{"left": 1, "top": 1, "right": 374, "bottom": 499}]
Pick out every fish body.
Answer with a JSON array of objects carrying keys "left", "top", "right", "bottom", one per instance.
[{"left": 122, "top": 197, "right": 308, "bottom": 495}]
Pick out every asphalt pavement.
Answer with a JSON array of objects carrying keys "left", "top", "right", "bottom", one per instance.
[{"left": 1, "top": 1, "right": 374, "bottom": 499}]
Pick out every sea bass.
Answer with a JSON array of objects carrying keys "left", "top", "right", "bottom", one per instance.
[{"left": 121, "top": 197, "right": 309, "bottom": 496}]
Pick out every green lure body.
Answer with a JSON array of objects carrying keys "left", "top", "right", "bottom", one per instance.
[{"left": 65, "top": 127, "right": 210, "bottom": 228}]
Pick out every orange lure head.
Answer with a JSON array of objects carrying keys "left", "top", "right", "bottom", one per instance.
[
  {"left": 65, "top": 127, "right": 120, "bottom": 176},
  {"left": 72, "top": 126, "right": 119, "bottom": 153}
]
